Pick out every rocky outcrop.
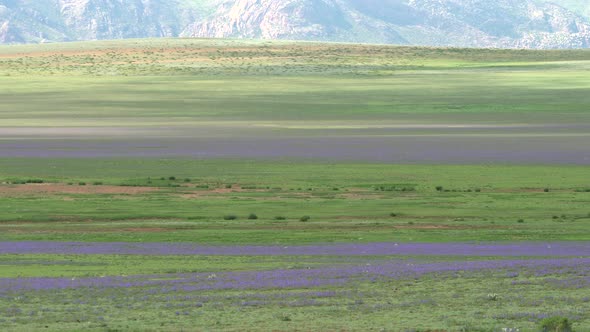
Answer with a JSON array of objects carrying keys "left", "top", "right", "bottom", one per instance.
[{"left": 58, "top": 0, "right": 186, "bottom": 40}]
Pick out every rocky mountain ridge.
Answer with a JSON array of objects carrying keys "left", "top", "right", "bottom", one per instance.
[{"left": 1, "top": 0, "right": 590, "bottom": 49}]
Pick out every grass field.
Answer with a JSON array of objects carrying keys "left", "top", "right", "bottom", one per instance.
[{"left": 0, "top": 39, "right": 589, "bottom": 331}]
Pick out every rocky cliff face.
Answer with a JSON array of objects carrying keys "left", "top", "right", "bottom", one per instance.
[
  {"left": 1, "top": 0, "right": 590, "bottom": 49},
  {"left": 182, "top": 0, "right": 590, "bottom": 48},
  {"left": 0, "top": 0, "right": 205, "bottom": 43}
]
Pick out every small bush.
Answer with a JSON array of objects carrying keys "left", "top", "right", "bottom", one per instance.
[
  {"left": 223, "top": 215, "right": 238, "bottom": 220},
  {"left": 539, "top": 316, "right": 572, "bottom": 332},
  {"left": 299, "top": 216, "right": 311, "bottom": 222},
  {"left": 435, "top": 186, "right": 444, "bottom": 192},
  {"left": 517, "top": 219, "right": 525, "bottom": 223},
  {"left": 475, "top": 188, "right": 481, "bottom": 192},
  {"left": 184, "top": 178, "right": 191, "bottom": 183},
  {"left": 274, "top": 216, "right": 287, "bottom": 220},
  {"left": 390, "top": 213, "right": 398, "bottom": 217},
  {"left": 248, "top": 213, "right": 258, "bottom": 220},
  {"left": 78, "top": 182, "right": 86, "bottom": 186},
  {"left": 544, "top": 188, "right": 550, "bottom": 193},
  {"left": 168, "top": 176, "right": 176, "bottom": 181},
  {"left": 279, "top": 314, "right": 291, "bottom": 322},
  {"left": 225, "top": 184, "right": 233, "bottom": 189}
]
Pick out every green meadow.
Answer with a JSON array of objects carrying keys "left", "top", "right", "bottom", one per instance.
[
  {"left": 0, "top": 39, "right": 589, "bottom": 331},
  {"left": 0, "top": 160, "right": 589, "bottom": 244}
]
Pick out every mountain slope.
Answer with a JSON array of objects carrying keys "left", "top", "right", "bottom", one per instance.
[
  {"left": 0, "top": 0, "right": 211, "bottom": 43},
  {"left": 1, "top": 0, "right": 590, "bottom": 48},
  {"left": 182, "top": 0, "right": 590, "bottom": 48}
]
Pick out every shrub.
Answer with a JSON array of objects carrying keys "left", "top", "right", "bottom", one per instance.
[
  {"left": 539, "top": 316, "right": 572, "bottom": 332},
  {"left": 544, "top": 188, "right": 550, "bottom": 193},
  {"left": 242, "top": 186, "right": 258, "bottom": 190},
  {"left": 517, "top": 219, "right": 525, "bottom": 223},
  {"left": 274, "top": 216, "right": 287, "bottom": 220},
  {"left": 184, "top": 178, "right": 191, "bottom": 183},
  {"left": 390, "top": 213, "right": 398, "bottom": 217},
  {"left": 78, "top": 182, "right": 86, "bottom": 186},
  {"left": 299, "top": 216, "right": 311, "bottom": 222},
  {"left": 248, "top": 213, "right": 258, "bottom": 220},
  {"left": 223, "top": 215, "right": 237, "bottom": 220},
  {"left": 225, "top": 184, "right": 233, "bottom": 189},
  {"left": 475, "top": 188, "right": 481, "bottom": 192},
  {"left": 168, "top": 176, "right": 176, "bottom": 181},
  {"left": 92, "top": 181, "right": 103, "bottom": 186},
  {"left": 435, "top": 186, "right": 444, "bottom": 192},
  {"left": 279, "top": 314, "right": 292, "bottom": 322}
]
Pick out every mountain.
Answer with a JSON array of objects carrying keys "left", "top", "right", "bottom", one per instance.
[
  {"left": 1, "top": 0, "right": 590, "bottom": 49},
  {"left": 0, "top": 0, "right": 212, "bottom": 43}
]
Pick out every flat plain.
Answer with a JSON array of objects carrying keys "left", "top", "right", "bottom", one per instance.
[{"left": 0, "top": 39, "right": 589, "bottom": 331}]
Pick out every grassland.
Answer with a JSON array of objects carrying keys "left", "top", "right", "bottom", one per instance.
[
  {"left": 0, "top": 39, "right": 589, "bottom": 331},
  {"left": 1, "top": 39, "right": 590, "bottom": 124},
  {"left": 0, "top": 160, "right": 589, "bottom": 244}
]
